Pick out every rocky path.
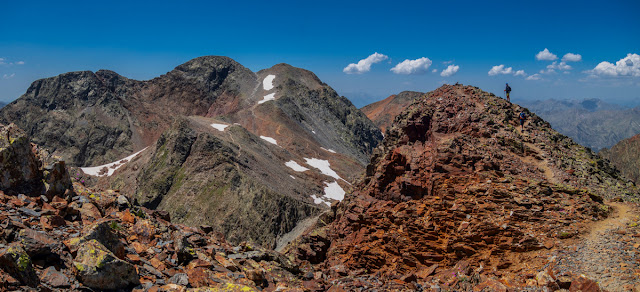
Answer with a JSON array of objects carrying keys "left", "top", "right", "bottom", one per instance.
[{"left": 554, "top": 202, "right": 640, "bottom": 291}]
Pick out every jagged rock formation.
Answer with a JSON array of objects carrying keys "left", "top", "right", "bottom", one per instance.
[
  {"left": 601, "top": 133, "right": 640, "bottom": 184},
  {"left": 361, "top": 91, "right": 423, "bottom": 134},
  {"left": 0, "top": 56, "right": 383, "bottom": 248},
  {"left": 285, "top": 84, "right": 638, "bottom": 290},
  {"left": 520, "top": 98, "right": 640, "bottom": 151},
  {"left": 0, "top": 123, "right": 72, "bottom": 198}
]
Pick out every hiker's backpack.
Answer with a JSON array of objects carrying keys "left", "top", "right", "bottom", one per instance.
[{"left": 519, "top": 112, "right": 526, "bottom": 120}]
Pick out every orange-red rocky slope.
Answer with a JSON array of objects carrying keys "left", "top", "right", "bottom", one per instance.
[{"left": 287, "top": 84, "right": 639, "bottom": 290}]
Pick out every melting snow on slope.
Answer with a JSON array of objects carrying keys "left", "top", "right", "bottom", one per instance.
[
  {"left": 258, "top": 93, "right": 275, "bottom": 104},
  {"left": 311, "top": 194, "right": 330, "bottom": 207},
  {"left": 323, "top": 181, "right": 345, "bottom": 201},
  {"left": 260, "top": 136, "right": 278, "bottom": 145},
  {"left": 81, "top": 147, "right": 148, "bottom": 177},
  {"left": 304, "top": 158, "right": 343, "bottom": 181},
  {"left": 285, "top": 160, "right": 309, "bottom": 172},
  {"left": 211, "top": 123, "right": 229, "bottom": 131},
  {"left": 321, "top": 147, "right": 337, "bottom": 153},
  {"left": 263, "top": 74, "right": 276, "bottom": 91}
]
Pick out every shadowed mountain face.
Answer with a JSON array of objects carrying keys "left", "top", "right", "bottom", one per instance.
[
  {"left": 286, "top": 85, "right": 639, "bottom": 290},
  {"left": 600, "top": 133, "right": 640, "bottom": 184},
  {"left": 0, "top": 56, "right": 383, "bottom": 248},
  {"left": 519, "top": 99, "right": 640, "bottom": 151}
]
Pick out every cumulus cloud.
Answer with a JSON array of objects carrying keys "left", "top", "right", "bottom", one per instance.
[
  {"left": 536, "top": 48, "right": 558, "bottom": 61},
  {"left": 391, "top": 57, "right": 433, "bottom": 74},
  {"left": 440, "top": 64, "right": 459, "bottom": 77},
  {"left": 0, "top": 58, "right": 5, "bottom": 65},
  {"left": 562, "top": 53, "right": 582, "bottom": 62},
  {"left": 526, "top": 74, "right": 542, "bottom": 81},
  {"left": 2, "top": 73, "right": 15, "bottom": 79},
  {"left": 514, "top": 70, "right": 527, "bottom": 77},
  {"left": 343, "top": 52, "right": 389, "bottom": 74},
  {"left": 432, "top": 69, "right": 438, "bottom": 73},
  {"left": 589, "top": 53, "right": 640, "bottom": 77},
  {"left": 488, "top": 65, "right": 514, "bottom": 76},
  {"left": 15, "top": 61, "right": 24, "bottom": 65},
  {"left": 547, "top": 61, "right": 572, "bottom": 71}
]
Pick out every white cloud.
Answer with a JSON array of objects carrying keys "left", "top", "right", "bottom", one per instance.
[
  {"left": 432, "top": 69, "right": 438, "bottom": 73},
  {"left": 526, "top": 74, "right": 542, "bottom": 80},
  {"left": 540, "top": 68, "right": 556, "bottom": 74},
  {"left": 343, "top": 52, "right": 389, "bottom": 74},
  {"left": 547, "top": 61, "right": 572, "bottom": 71},
  {"left": 589, "top": 53, "right": 640, "bottom": 77},
  {"left": 536, "top": 48, "right": 558, "bottom": 61},
  {"left": 488, "top": 64, "right": 513, "bottom": 76},
  {"left": 391, "top": 57, "right": 433, "bottom": 74},
  {"left": 2, "top": 73, "right": 15, "bottom": 79},
  {"left": 440, "top": 64, "right": 459, "bottom": 77},
  {"left": 15, "top": 61, "right": 25, "bottom": 65},
  {"left": 514, "top": 70, "right": 527, "bottom": 77},
  {"left": 0, "top": 58, "right": 5, "bottom": 65},
  {"left": 562, "top": 53, "right": 582, "bottom": 62}
]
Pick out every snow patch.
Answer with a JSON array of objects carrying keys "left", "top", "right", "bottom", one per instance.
[
  {"left": 258, "top": 93, "right": 275, "bottom": 104},
  {"left": 285, "top": 160, "right": 309, "bottom": 172},
  {"left": 81, "top": 147, "right": 148, "bottom": 177},
  {"left": 310, "top": 194, "right": 330, "bottom": 207},
  {"left": 211, "top": 123, "right": 229, "bottom": 131},
  {"left": 263, "top": 75, "right": 276, "bottom": 91},
  {"left": 304, "top": 158, "right": 343, "bottom": 181},
  {"left": 323, "top": 181, "right": 345, "bottom": 201},
  {"left": 260, "top": 136, "right": 278, "bottom": 145},
  {"left": 321, "top": 147, "right": 336, "bottom": 153},
  {"left": 312, "top": 130, "right": 316, "bottom": 134},
  {"left": 290, "top": 175, "right": 295, "bottom": 180}
]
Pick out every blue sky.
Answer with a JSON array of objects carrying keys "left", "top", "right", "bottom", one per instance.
[{"left": 1, "top": 0, "right": 639, "bottom": 107}]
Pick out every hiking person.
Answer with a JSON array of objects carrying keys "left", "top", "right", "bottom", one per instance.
[
  {"left": 505, "top": 83, "right": 511, "bottom": 102},
  {"left": 519, "top": 111, "right": 527, "bottom": 131}
]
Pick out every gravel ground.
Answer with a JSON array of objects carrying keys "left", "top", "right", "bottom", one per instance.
[{"left": 554, "top": 202, "right": 640, "bottom": 291}]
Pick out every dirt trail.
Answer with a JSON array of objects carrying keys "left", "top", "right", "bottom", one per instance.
[{"left": 554, "top": 202, "right": 640, "bottom": 291}]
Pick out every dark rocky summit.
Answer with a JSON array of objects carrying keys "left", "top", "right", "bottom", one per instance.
[{"left": 0, "top": 56, "right": 382, "bottom": 249}]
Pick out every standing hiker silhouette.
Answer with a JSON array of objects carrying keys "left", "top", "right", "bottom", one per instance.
[{"left": 505, "top": 83, "right": 511, "bottom": 102}]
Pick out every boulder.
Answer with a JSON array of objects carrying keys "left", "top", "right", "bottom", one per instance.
[
  {"left": 68, "top": 220, "right": 125, "bottom": 258},
  {"left": 73, "top": 239, "right": 139, "bottom": 290},
  {"left": 0, "top": 123, "right": 43, "bottom": 196},
  {"left": 0, "top": 244, "right": 39, "bottom": 287}
]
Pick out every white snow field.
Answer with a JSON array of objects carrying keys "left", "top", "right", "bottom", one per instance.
[
  {"left": 211, "top": 123, "right": 229, "bottom": 131},
  {"left": 260, "top": 136, "right": 278, "bottom": 145},
  {"left": 323, "top": 181, "right": 345, "bottom": 201},
  {"left": 263, "top": 74, "right": 276, "bottom": 91},
  {"left": 258, "top": 93, "right": 275, "bottom": 104},
  {"left": 81, "top": 147, "right": 148, "bottom": 177},
  {"left": 304, "top": 158, "right": 343, "bottom": 181},
  {"left": 285, "top": 160, "right": 309, "bottom": 172}
]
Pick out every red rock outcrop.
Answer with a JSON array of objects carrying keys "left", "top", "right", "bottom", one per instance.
[{"left": 287, "top": 84, "right": 638, "bottom": 290}]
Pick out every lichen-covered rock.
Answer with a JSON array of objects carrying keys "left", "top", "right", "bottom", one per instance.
[
  {"left": 0, "top": 123, "right": 42, "bottom": 195},
  {"left": 0, "top": 244, "right": 39, "bottom": 287},
  {"left": 17, "top": 228, "right": 62, "bottom": 257},
  {"left": 68, "top": 220, "right": 125, "bottom": 259},
  {"left": 73, "top": 239, "right": 139, "bottom": 290}
]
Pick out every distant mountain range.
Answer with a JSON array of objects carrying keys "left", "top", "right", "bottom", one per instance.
[
  {"left": 518, "top": 98, "right": 640, "bottom": 151},
  {"left": 0, "top": 56, "right": 383, "bottom": 248}
]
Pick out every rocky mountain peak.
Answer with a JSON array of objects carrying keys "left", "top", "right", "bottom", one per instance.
[{"left": 286, "top": 84, "right": 639, "bottom": 290}]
